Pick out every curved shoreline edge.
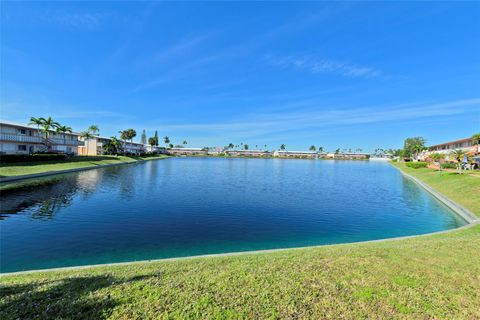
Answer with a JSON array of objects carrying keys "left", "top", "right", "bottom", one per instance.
[
  {"left": 0, "top": 156, "right": 168, "bottom": 184},
  {"left": 1, "top": 162, "right": 478, "bottom": 276}
]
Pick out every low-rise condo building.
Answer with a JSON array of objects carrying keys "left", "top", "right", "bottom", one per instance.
[
  {"left": 429, "top": 138, "right": 475, "bottom": 154},
  {"left": 225, "top": 150, "right": 273, "bottom": 157},
  {"left": 78, "top": 136, "right": 146, "bottom": 155},
  {"left": 0, "top": 120, "right": 83, "bottom": 155},
  {"left": 273, "top": 150, "right": 317, "bottom": 159},
  {"left": 167, "top": 147, "right": 208, "bottom": 156}
]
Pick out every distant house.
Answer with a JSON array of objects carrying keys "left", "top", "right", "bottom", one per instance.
[
  {"left": 0, "top": 120, "right": 83, "bottom": 155},
  {"left": 273, "top": 150, "right": 317, "bottom": 159},
  {"left": 167, "top": 147, "right": 208, "bottom": 156},
  {"left": 226, "top": 150, "right": 272, "bottom": 157},
  {"left": 333, "top": 152, "right": 370, "bottom": 160}
]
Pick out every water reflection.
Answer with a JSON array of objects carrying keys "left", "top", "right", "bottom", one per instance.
[{"left": 0, "top": 169, "right": 104, "bottom": 220}]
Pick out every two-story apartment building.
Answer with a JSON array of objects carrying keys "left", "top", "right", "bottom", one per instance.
[
  {"left": 78, "top": 136, "right": 146, "bottom": 156},
  {"left": 0, "top": 121, "right": 83, "bottom": 155}
]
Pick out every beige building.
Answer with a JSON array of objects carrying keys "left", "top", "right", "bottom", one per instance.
[{"left": 0, "top": 120, "right": 83, "bottom": 155}]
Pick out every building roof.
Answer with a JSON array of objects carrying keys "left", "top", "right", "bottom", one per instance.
[
  {"left": 429, "top": 138, "right": 471, "bottom": 148},
  {"left": 0, "top": 120, "right": 81, "bottom": 135},
  {"left": 276, "top": 150, "right": 317, "bottom": 154},
  {"left": 170, "top": 147, "right": 204, "bottom": 151}
]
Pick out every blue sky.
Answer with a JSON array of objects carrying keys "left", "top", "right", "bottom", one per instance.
[{"left": 1, "top": 1, "right": 479, "bottom": 151}]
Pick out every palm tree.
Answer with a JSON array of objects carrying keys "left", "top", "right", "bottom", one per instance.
[
  {"left": 430, "top": 153, "right": 446, "bottom": 172},
  {"left": 80, "top": 131, "right": 95, "bottom": 156},
  {"left": 88, "top": 125, "right": 100, "bottom": 135},
  {"left": 227, "top": 143, "right": 234, "bottom": 150},
  {"left": 309, "top": 145, "right": 316, "bottom": 152},
  {"left": 40, "top": 117, "right": 60, "bottom": 149},
  {"left": 244, "top": 144, "right": 249, "bottom": 150},
  {"left": 450, "top": 149, "right": 467, "bottom": 174},
  {"left": 318, "top": 146, "right": 324, "bottom": 153},
  {"left": 183, "top": 140, "right": 188, "bottom": 145},
  {"left": 56, "top": 125, "right": 73, "bottom": 149},
  {"left": 280, "top": 144, "right": 286, "bottom": 151},
  {"left": 164, "top": 136, "right": 170, "bottom": 148},
  {"left": 29, "top": 117, "right": 44, "bottom": 131},
  {"left": 264, "top": 144, "right": 267, "bottom": 150}
]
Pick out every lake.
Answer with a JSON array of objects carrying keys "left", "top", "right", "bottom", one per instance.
[{"left": 0, "top": 158, "right": 466, "bottom": 272}]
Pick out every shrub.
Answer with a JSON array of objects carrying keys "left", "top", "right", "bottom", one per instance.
[
  {"left": 405, "top": 161, "right": 428, "bottom": 169},
  {"left": 441, "top": 162, "right": 457, "bottom": 169},
  {"left": 0, "top": 154, "right": 67, "bottom": 164}
]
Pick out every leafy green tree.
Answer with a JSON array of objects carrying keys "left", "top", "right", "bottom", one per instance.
[
  {"left": 40, "top": 117, "right": 60, "bottom": 148},
  {"left": 309, "top": 145, "right": 316, "bottom": 152},
  {"left": 164, "top": 136, "right": 170, "bottom": 148},
  {"left": 335, "top": 148, "right": 340, "bottom": 154},
  {"left": 403, "top": 137, "right": 426, "bottom": 159},
  {"left": 56, "top": 125, "right": 73, "bottom": 148},
  {"left": 280, "top": 144, "right": 286, "bottom": 151},
  {"left": 169, "top": 143, "right": 174, "bottom": 149},
  {"left": 148, "top": 137, "right": 156, "bottom": 146},
  {"left": 141, "top": 129, "right": 147, "bottom": 145},
  {"left": 183, "top": 140, "right": 188, "bottom": 145},
  {"left": 29, "top": 117, "right": 44, "bottom": 131},
  {"left": 104, "top": 136, "right": 121, "bottom": 154},
  {"left": 430, "top": 153, "right": 446, "bottom": 171},
  {"left": 450, "top": 149, "right": 466, "bottom": 174},
  {"left": 472, "top": 133, "right": 480, "bottom": 145},
  {"left": 88, "top": 125, "right": 100, "bottom": 135},
  {"left": 318, "top": 146, "right": 324, "bottom": 153},
  {"left": 244, "top": 144, "right": 249, "bottom": 150}
]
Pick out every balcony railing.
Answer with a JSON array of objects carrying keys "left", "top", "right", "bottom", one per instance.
[{"left": 0, "top": 133, "right": 83, "bottom": 146}]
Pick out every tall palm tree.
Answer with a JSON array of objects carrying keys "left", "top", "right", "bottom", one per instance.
[
  {"left": 88, "top": 125, "right": 100, "bottom": 135},
  {"left": 40, "top": 117, "right": 60, "bottom": 148},
  {"left": 29, "top": 117, "right": 44, "bottom": 132},
  {"left": 309, "top": 145, "right": 316, "bottom": 152},
  {"left": 280, "top": 144, "right": 286, "bottom": 151},
  {"left": 318, "top": 146, "right": 324, "bottom": 153},
  {"left": 183, "top": 140, "right": 188, "bottom": 145},
  {"left": 450, "top": 149, "right": 467, "bottom": 174},
  {"left": 227, "top": 143, "right": 234, "bottom": 150},
  {"left": 164, "top": 136, "right": 170, "bottom": 148},
  {"left": 56, "top": 125, "right": 73, "bottom": 149},
  {"left": 80, "top": 131, "right": 95, "bottom": 156}
]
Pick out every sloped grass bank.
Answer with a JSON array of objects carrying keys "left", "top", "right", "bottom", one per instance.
[
  {"left": 1, "top": 162, "right": 479, "bottom": 319},
  {"left": 0, "top": 155, "right": 168, "bottom": 178}
]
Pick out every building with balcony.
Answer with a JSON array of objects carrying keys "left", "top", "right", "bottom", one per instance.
[
  {"left": 167, "top": 147, "right": 207, "bottom": 156},
  {"left": 225, "top": 149, "right": 273, "bottom": 157},
  {"left": 273, "top": 150, "right": 317, "bottom": 159},
  {"left": 0, "top": 120, "right": 83, "bottom": 155}
]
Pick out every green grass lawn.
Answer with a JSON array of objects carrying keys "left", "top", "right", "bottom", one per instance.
[
  {"left": 1, "top": 162, "right": 479, "bottom": 319},
  {"left": 391, "top": 162, "right": 480, "bottom": 216},
  {"left": 0, "top": 155, "right": 168, "bottom": 178}
]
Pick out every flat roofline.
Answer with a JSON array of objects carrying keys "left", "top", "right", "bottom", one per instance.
[
  {"left": 1, "top": 120, "right": 81, "bottom": 135},
  {"left": 429, "top": 137, "right": 471, "bottom": 148}
]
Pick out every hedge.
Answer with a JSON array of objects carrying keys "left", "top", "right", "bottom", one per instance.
[
  {"left": 0, "top": 154, "right": 67, "bottom": 164},
  {"left": 405, "top": 161, "right": 428, "bottom": 169}
]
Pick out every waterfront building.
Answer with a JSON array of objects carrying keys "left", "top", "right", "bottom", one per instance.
[
  {"left": 0, "top": 120, "right": 83, "bottom": 155},
  {"left": 225, "top": 150, "right": 272, "bottom": 157},
  {"left": 273, "top": 150, "right": 317, "bottom": 159},
  {"left": 167, "top": 147, "right": 208, "bottom": 156}
]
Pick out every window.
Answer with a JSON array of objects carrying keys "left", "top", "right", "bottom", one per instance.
[
  {"left": 18, "top": 145, "right": 27, "bottom": 151},
  {"left": 18, "top": 129, "right": 26, "bottom": 135}
]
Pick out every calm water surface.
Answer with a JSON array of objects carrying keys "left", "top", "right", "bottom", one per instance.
[{"left": 0, "top": 158, "right": 466, "bottom": 272}]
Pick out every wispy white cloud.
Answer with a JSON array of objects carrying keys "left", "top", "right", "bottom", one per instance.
[
  {"left": 264, "top": 54, "right": 383, "bottom": 79},
  {"left": 40, "top": 10, "right": 112, "bottom": 30},
  {"left": 146, "top": 98, "right": 479, "bottom": 139}
]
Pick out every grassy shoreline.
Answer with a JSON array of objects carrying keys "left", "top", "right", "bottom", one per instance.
[
  {"left": 0, "top": 155, "right": 169, "bottom": 178},
  {"left": 1, "top": 162, "right": 479, "bottom": 319}
]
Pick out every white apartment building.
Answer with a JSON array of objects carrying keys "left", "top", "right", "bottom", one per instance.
[{"left": 0, "top": 121, "right": 83, "bottom": 155}]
